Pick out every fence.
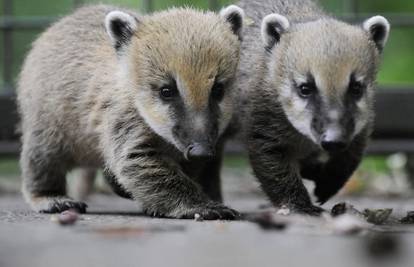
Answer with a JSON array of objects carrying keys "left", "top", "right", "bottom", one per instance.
[{"left": 1, "top": 0, "right": 414, "bottom": 155}]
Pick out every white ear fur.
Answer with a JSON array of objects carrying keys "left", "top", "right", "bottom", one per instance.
[
  {"left": 105, "top": 11, "right": 138, "bottom": 49},
  {"left": 261, "top": 13, "right": 290, "bottom": 50},
  {"left": 220, "top": 5, "right": 245, "bottom": 40},
  {"left": 363, "top": 15, "right": 390, "bottom": 51}
]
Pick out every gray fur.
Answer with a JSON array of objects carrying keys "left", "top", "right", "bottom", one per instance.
[
  {"left": 18, "top": 5, "right": 243, "bottom": 219},
  {"left": 236, "top": 0, "right": 389, "bottom": 214}
]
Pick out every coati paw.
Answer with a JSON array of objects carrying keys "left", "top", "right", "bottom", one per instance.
[
  {"left": 29, "top": 196, "right": 88, "bottom": 214},
  {"left": 279, "top": 204, "right": 325, "bottom": 216},
  {"left": 293, "top": 204, "right": 325, "bottom": 216},
  {"left": 167, "top": 202, "right": 241, "bottom": 220}
]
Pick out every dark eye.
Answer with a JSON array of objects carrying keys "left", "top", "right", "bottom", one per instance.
[
  {"left": 160, "top": 87, "right": 178, "bottom": 100},
  {"left": 298, "top": 83, "right": 316, "bottom": 98},
  {"left": 349, "top": 81, "right": 365, "bottom": 99},
  {"left": 211, "top": 82, "right": 225, "bottom": 102}
]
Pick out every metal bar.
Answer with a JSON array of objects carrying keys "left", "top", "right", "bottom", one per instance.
[
  {"left": 0, "top": 141, "right": 19, "bottom": 156},
  {"left": 0, "top": 17, "right": 55, "bottom": 30},
  {"left": 2, "top": 13, "right": 414, "bottom": 30},
  {"left": 2, "top": 0, "right": 13, "bottom": 93},
  {"left": 338, "top": 13, "right": 414, "bottom": 27},
  {"left": 367, "top": 140, "right": 414, "bottom": 155},
  {"left": 142, "top": 0, "right": 153, "bottom": 13}
]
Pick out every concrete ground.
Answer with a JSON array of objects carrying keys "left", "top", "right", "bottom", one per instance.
[{"left": 1, "top": 166, "right": 414, "bottom": 267}]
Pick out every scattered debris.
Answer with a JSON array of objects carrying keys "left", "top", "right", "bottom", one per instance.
[
  {"left": 50, "top": 209, "right": 79, "bottom": 226},
  {"left": 246, "top": 212, "right": 287, "bottom": 231},
  {"left": 400, "top": 211, "right": 414, "bottom": 224},
  {"left": 329, "top": 214, "right": 368, "bottom": 235},
  {"left": 331, "top": 203, "right": 393, "bottom": 225},
  {"left": 194, "top": 213, "right": 203, "bottom": 222},
  {"left": 363, "top": 209, "right": 393, "bottom": 225},
  {"left": 331, "top": 202, "right": 364, "bottom": 218}
]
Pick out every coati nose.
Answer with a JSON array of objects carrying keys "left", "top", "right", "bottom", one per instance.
[
  {"left": 186, "top": 143, "right": 215, "bottom": 160},
  {"left": 321, "top": 141, "right": 347, "bottom": 153}
]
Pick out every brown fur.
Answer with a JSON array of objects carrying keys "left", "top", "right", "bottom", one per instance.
[{"left": 18, "top": 4, "right": 244, "bottom": 219}]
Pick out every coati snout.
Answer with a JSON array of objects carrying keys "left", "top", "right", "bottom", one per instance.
[
  {"left": 187, "top": 142, "right": 215, "bottom": 159},
  {"left": 172, "top": 113, "right": 218, "bottom": 160}
]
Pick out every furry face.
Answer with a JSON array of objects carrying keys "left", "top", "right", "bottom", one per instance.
[
  {"left": 262, "top": 15, "right": 390, "bottom": 152},
  {"left": 106, "top": 6, "right": 244, "bottom": 158}
]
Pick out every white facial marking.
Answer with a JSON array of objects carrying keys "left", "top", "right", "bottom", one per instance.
[
  {"left": 324, "top": 125, "right": 343, "bottom": 142},
  {"left": 328, "top": 110, "right": 340, "bottom": 121},
  {"left": 193, "top": 115, "right": 206, "bottom": 132},
  {"left": 355, "top": 75, "right": 365, "bottom": 83},
  {"left": 353, "top": 78, "right": 370, "bottom": 137},
  {"left": 135, "top": 94, "right": 176, "bottom": 144},
  {"left": 280, "top": 85, "right": 317, "bottom": 143},
  {"left": 218, "top": 100, "right": 233, "bottom": 135},
  {"left": 354, "top": 100, "right": 370, "bottom": 138}
]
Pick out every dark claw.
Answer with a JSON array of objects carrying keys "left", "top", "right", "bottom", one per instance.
[
  {"left": 201, "top": 209, "right": 222, "bottom": 220},
  {"left": 216, "top": 207, "right": 240, "bottom": 220},
  {"left": 169, "top": 203, "right": 241, "bottom": 221},
  {"left": 297, "top": 205, "right": 325, "bottom": 216},
  {"left": 40, "top": 200, "right": 88, "bottom": 214}
]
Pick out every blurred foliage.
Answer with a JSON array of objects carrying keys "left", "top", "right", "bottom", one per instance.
[
  {"left": 360, "top": 156, "right": 391, "bottom": 174},
  {"left": 1, "top": 0, "right": 414, "bottom": 88},
  {"left": 0, "top": 157, "right": 19, "bottom": 175},
  {"left": 1, "top": 0, "right": 414, "bottom": 90}
]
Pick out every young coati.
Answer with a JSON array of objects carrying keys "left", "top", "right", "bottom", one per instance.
[
  {"left": 18, "top": 4, "right": 245, "bottom": 219},
  {"left": 236, "top": 0, "right": 390, "bottom": 214}
]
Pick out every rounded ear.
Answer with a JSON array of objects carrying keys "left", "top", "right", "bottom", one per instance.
[
  {"left": 363, "top": 16, "right": 390, "bottom": 52},
  {"left": 261, "top": 13, "right": 290, "bottom": 51},
  {"left": 220, "top": 5, "right": 245, "bottom": 40},
  {"left": 105, "top": 11, "right": 139, "bottom": 51}
]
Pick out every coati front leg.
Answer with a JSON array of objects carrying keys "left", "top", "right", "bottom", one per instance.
[
  {"left": 248, "top": 126, "right": 324, "bottom": 215},
  {"left": 21, "top": 130, "right": 87, "bottom": 213},
  {"left": 104, "top": 124, "right": 238, "bottom": 220},
  {"left": 302, "top": 134, "right": 367, "bottom": 204},
  {"left": 196, "top": 142, "right": 224, "bottom": 202}
]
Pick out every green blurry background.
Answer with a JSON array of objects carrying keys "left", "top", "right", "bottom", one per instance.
[
  {"left": 1, "top": 0, "right": 414, "bottom": 90},
  {"left": 0, "top": 0, "right": 413, "bottom": 196}
]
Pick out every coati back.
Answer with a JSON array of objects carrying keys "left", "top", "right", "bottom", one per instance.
[
  {"left": 237, "top": 0, "right": 390, "bottom": 214},
  {"left": 18, "top": 4, "right": 245, "bottom": 219}
]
